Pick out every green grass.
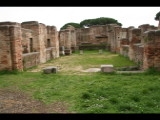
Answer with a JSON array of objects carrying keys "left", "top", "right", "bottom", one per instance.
[{"left": 0, "top": 50, "right": 160, "bottom": 113}]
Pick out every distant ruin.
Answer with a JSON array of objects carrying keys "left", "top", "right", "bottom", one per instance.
[{"left": 0, "top": 20, "right": 160, "bottom": 71}]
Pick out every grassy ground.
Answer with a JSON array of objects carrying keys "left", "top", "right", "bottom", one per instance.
[{"left": 0, "top": 50, "right": 160, "bottom": 113}]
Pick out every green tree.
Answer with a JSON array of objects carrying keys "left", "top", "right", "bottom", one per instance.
[
  {"left": 155, "top": 11, "right": 160, "bottom": 21},
  {"left": 60, "top": 22, "right": 83, "bottom": 30},
  {"left": 80, "top": 17, "right": 122, "bottom": 27}
]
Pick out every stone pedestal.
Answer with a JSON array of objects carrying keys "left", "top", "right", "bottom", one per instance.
[
  {"left": 43, "top": 66, "right": 57, "bottom": 74},
  {"left": 65, "top": 49, "right": 72, "bottom": 55},
  {"left": 101, "top": 64, "right": 114, "bottom": 73}
]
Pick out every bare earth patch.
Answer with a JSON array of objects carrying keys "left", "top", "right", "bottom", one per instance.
[
  {"left": 81, "top": 68, "right": 101, "bottom": 72},
  {"left": 0, "top": 89, "right": 72, "bottom": 113}
]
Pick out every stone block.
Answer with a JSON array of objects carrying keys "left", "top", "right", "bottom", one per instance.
[
  {"left": 43, "top": 66, "right": 57, "bottom": 74},
  {"left": 101, "top": 64, "right": 114, "bottom": 73},
  {"left": 64, "top": 49, "right": 72, "bottom": 55}
]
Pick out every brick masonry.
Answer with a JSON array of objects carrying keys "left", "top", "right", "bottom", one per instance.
[{"left": 0, "top": 20, "right": 160, "bottom": 71}]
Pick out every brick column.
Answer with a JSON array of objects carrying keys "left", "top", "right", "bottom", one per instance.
[{"left": 9, "top": 25, "right": 23, "bottom": 71}]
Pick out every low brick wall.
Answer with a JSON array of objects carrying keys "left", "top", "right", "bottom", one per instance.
[
  {"left": 120, "top": 45, "right": 129, "bottom": 57},
  {"left": 133, "top": 44, "right": 144, "bottom": 68},
  {"left": 22, "top": 52, "right": 40, "bottom": 69},
  {"left": 46, "top": 47, "right": 56, "bottom": 61}
]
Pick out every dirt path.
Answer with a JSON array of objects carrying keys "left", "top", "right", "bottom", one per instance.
[{"left": 0, "top": 89, "right": 72, "bottom": 113}]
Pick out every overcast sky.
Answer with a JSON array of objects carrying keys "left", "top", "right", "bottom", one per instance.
[{"left": 0, "top": 7, "right": 159, "bottom": 31}]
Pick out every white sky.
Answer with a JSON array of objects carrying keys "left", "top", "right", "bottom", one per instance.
[{"left": 0, "top": 7, "right": 159, "bottom": 31}]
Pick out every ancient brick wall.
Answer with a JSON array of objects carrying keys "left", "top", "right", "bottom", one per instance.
[
  {"left": 107, "top": 24, "right": 119, "bottom": 52},
  {"left": 118, "top": 24, "right": 160, "bottom": 70},
  {"left": 128, "top": 28, "right": 141, "bottom": 61},
  {"left": 75, "top": 25, "right": 108, "bottom": 50},
  {"left": 21, "top": 21, "right": 41, "bottom": 53},
  {"left": 0, "top": 25, "right": 13, "bottom": 70},
  {"left": 59, "top": 30, "right": 71, "bottom": 49},
  {"left": 1, "top": 20, "right": 160, "bottom": 71},
  {"left": 133, "top": 44, "right": 144, "bottom": 68},
  {"left": 120, "top": 45, "right": 129, "bottom": 57},
  {"left": 22, "top": 52, "right": 40, "bottom": 69},
  {"left": 0, "top": 21, "right": 59, "bottom": 71},
  {"left": 113, "top": 26, "right": 121, "bottom": 53},
  {"left": 21, "top": 21, "right": 46, "bottom": 63},
  {"left": 22, "top": 21, "right": 59, "bottom": 63},
  {"left": 120, "top": 38, "right": 129, "bottom": 56},
  {"left": 47, "top": 26, "right": 59, "bottom": 58},
  {"left": 10, "top": 25, "right": 23, "bottom": 71},
  {"left": 0, "top": 22, "right": 23, "bottom": 71},
  {"left": 21, "top": 28, "right": 33, "bottom": 53},
  {"left": 143, "top": 30, "right": 160, "bottom": 70},
  {"left": 59, "top": 25, "right": 76, "bottom": 53}
]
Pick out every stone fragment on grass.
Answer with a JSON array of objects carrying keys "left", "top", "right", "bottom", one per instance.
[
  {"left": 101, "top": 64, "right": 114, "bottom": 73},
  {"left": 43, "top": 66, "right": 57, "bottom": 74}
]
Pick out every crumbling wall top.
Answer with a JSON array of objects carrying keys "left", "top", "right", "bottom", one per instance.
[
  {"left": 138, "top": 24, "right": 150, "bottom": 28},
  {"left": 0, "top": 21, "right": 20, "bottom": 26},
  {"left": 21, "top": 21, "right": 39, "bottom": 25}
]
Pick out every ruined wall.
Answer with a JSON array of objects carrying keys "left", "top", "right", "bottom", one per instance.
[
  {"left": 0, "top": 22, "right": 23, "bottom": 71},
  {"left": 138, "top": 24, "right": 157, "bottom": 44},
  {"left": 21, "top": 21, "right": 59, "bottom": 63},
  {"left": 59, "top": 25, "right": 76, "bottom": 55},
  {"left": 89, "top": 25, "right": 108, "bottom": 45},
  {"left": 21, "top": 22, "right": 41, "bottom": 69},
  {"left": 21, "top": 28, "right": 33, "bottom": 53},
  {"left": 118, "top": 24, "right": 160, "bottom": 70},
  {"left": 75, "top": 25, "right": 108, "bottom": 50},
  {"left": 21, "top": 21, "right": 40, "bottom": 52},
  {"left": 119, "top": 28, "right": 129, "bottom": 56},
  {"left": 107, "top": 24, "right": 120, "bottom": 52},
  {"left": 113, "top": 26, "right": 121, "bottom": 53},
  {"left": 23, "top": 52, "right": 40, "bottom": 69},
  {"left": 1, "top": 20, "right": 160, "bottom": 71},
  {"left": 70, "top": 29, "right": 76, "bottom": 52},
  {"left": 133, "top": 44, "right": 144, "bottom": 68},
  {"left": 143, "top": 30, "right": 160, "bottom": 70},
  {"left": 47, "top": 26, "right": 59, "bottom": 58},
  {"left": 139, "top": 24, "right": 157, "bottom": 33},
  {"left": 128, "top": 28, "right": 141, "bottom": 61},
  {"left": 21, "top": 21, "right": 46, "bottom": 63},
  {"left": 59, "top": 30, "right": 71, "bottom": 50},
  {"left": 0, "top": 25, "right": 13, "bottom": 70},
  {"left": 0, "top": 21, "right": 59, "bottom": 71}
]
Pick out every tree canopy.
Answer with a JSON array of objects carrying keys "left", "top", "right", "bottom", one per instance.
[
  {"left": 80, "top": 17, "right": 122, "bottom": 27},
  {"left": 60, "top": 22, "right": 83, "bottom": 30},
  {"left": 60, "top": 17, "right": 122, "bottom": 30},
  {"left": 155, "top": 11, "right": 160, "bottom": 21}
]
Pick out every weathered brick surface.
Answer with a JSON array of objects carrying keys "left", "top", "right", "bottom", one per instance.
[
  {"left": 22, "top": 52, "right": 40, "bottom": 69},
  {"left": 142, "top": 30, "right": 160, "bottom": 70},
  {"left": 75, "top": 25, "right": 108, "bottom": 50},
  {"left": 1, "top": 20, "right": 160, "bottom": 71},
  {"left": 0, "top": 21, "right": 59, "bottom": 71},
  {"left": 0, "top": 26, "right": 12, "bottom": 70},
  {"left": 0, "top": 23, "right": 23, "bottom": 71},
  {"left": 9, "top": 25, "right": 23, "bottom": 71}
]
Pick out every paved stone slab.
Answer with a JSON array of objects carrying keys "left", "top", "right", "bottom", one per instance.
[{"left": 81, "top": 68, "right": 101, "bottom": 72}]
